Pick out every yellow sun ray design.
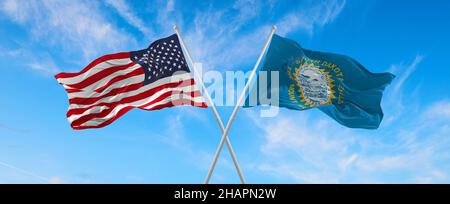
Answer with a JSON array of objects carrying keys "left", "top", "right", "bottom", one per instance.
[{"left": 292, "top": 60, "right": 336, "bottom": 108}]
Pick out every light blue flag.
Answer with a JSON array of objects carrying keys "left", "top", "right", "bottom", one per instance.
[{"left": 245, "top": 34, "right": 395, "bottom": 129}]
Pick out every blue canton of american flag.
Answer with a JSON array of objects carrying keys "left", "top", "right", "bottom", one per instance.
[
  {"left": 131, "top": 34, "right": 189, "bottom": 85},
  {"left": 55, "top": 34, "right": 207, "bottom": 130}
]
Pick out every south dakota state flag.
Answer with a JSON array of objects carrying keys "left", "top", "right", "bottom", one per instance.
[{"left": 246, "top": 34, "right": 395, "bottom": 129}]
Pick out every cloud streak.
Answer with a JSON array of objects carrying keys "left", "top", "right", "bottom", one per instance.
[
  {"left": 424, "top": 100, "right": 450, "bottom": 120},
  {"left": 392, "top": 55, "right": 424, "bottom": 96},
  {"left": 0, "top": 160, "right": 48, "bottom": 183},
  {"left": 182, "top": 0, "right": 346, "bottom": 71},
  {"left": 277, "top": 0, "right": 346, "bottom": 35},
  {"left": 384, "top": 55, "right": 424, "bottom": 124},
  {"left": 1, "top": 0, "right": 136, "bottom": 61},
  {"left": 105, "top": 0, "right": 152, "bottom": 36}
]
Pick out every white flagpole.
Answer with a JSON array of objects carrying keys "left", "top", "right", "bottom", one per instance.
[
  {"left": 173, "top": 25, "right": 246, "bottom": 184},
  {"left": 204, "top": 25, "right": 277, "bottom": 184}
]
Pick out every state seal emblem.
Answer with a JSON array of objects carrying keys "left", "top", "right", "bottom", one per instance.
[{"left": 288, "top": 57, "right": 336, "bottom": 108}]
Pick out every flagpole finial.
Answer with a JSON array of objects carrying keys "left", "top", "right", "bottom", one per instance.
[
  {"left": 173, "top": 24, "right": 178, "bottom": 31},
  {"left": 272, "top": 25, "right": 277, "bottom": 31}
]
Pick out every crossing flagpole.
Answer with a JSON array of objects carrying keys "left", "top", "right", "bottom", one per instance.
[
  {"left": 173, "top": 25, "right": 246, "bottom": 184},
  {"left": 204, "top": 25, "right": 277, "bottom": 184}
]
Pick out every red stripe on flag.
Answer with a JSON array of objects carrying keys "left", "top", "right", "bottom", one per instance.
[
  {"left": 66, "top": 79, "right": 196, "bottom": 117},
  {"left": 146, "top": 99, "right": 208, "bottom": 111},
  {"left": 69, "top": 82, "right": 145, "bottom": 105},
  {"left": 72, "top": 106, "right": 135, "bottom": 130},
  {"left": 72, "top": 99, "right": 207, "bottom": 130},
  {"left": 66, "top": 89, "right": 82, "bottom": 93},
  {"left": 70, "top": 90, "right": 202, "bottom": 127},
  {"left": 93, "top": 68, "right": 144, "bottom": 93},
  {"left": 54, "top": 52, "right": 131, "bottom": 79},
  {"left": 63, "top": 61, "right": 137, "bottom": 89}
]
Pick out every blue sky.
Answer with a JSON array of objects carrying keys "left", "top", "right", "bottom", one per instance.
[{"left": 0, "top": 0, "right": 450, "bottom": 184}]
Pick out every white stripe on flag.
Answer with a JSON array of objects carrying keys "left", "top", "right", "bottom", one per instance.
[
  {"left": 68, "top": 73, "right": 194, "bottom": 109},
  {"left": 56, "top": 58, "right": 133, "bottom": 85},
  {"left": 67, "top": 74, "right": 145, "bottom": 99},
  {"left": 77, "top": 93, "right": 205, "bottom": 127},
  {"left": 71, "top": 63, "right": 142, "bottom": 91},
  {"left": 67, "top": 84, "right": 201, "bottom": 122}
]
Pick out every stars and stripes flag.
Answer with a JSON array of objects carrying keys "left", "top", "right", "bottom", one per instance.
[{"left": 55, "top": 34, "right": 207, "bottom": 130}]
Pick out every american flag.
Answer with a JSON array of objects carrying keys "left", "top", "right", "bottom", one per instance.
[{"left": 55, "top": 34, "right": 207, "bottom": 130}]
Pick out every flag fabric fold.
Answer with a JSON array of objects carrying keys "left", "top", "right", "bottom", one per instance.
[
  {"left": 55, "top": 34, "right": 207, "bottom": 130},
  {"left": 246, "top": 34, "right": 395, "bottom": 129}
]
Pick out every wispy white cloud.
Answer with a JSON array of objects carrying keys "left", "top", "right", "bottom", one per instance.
[
  {"left": 391, "top": 55, "right": 424, "bottom": 96},
  {"left": 183, "top": 0, "right": 346, "bottom": 70},
  {"left": 0, "top": 47, "right": 60, "bottom": 75},
  {"left": 107, "top": 0, "right": 178, "bottom": 39},
  {"left": 166, "top": 0, "right": 175, "bottom": 12},
  {"left": 0, "top": 123, "right": 31, "bottom": 134},
  {"left": 246, "top": 110, "right": 356, "bottom": 183},
  {"left": 230, "top": 0, "right": 263, "bottom": 32},
  {"left": 0, "top": 0, "right": 29, "bottom": 23},
  {"left": 339, "top": 154, "right": 358, "bottom": 171},
  {"left": 160, "top": 110, "right": 240, "bottom": 183},
  {"left": 0, "top": 0, "right": 135, "bottom": 61},
  {"left": 154, "top": 0, "right": 181, "bottom": 35},
  {"left": 28, "top": 58, "right": 60, "bottom": 75},
  {"left": 277, "top": 0, "right": 346, "bottom": 35},
  {"left": 0, "top": 160, "right": 48, "bottom": 183},
  {"left": 105, "top": 0, "right": 152, "bottom": 36},
  {"left": 0, "top": 48, "right": 24, "bottom": 58},
  {"left": 248, "top": 105, "right": 450, "bottom": 183},
  {"left": 383, "top": 55, "right": 424, "bottom": 124},
  {"left": 423, "top": 100, "right": 450, "bottom": 120},
  {"left": 162, "top": 114, "right": 192, "bottom": 152},
  {"left": 161, "top": 112, "right": 214, "bottom": 169}
]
